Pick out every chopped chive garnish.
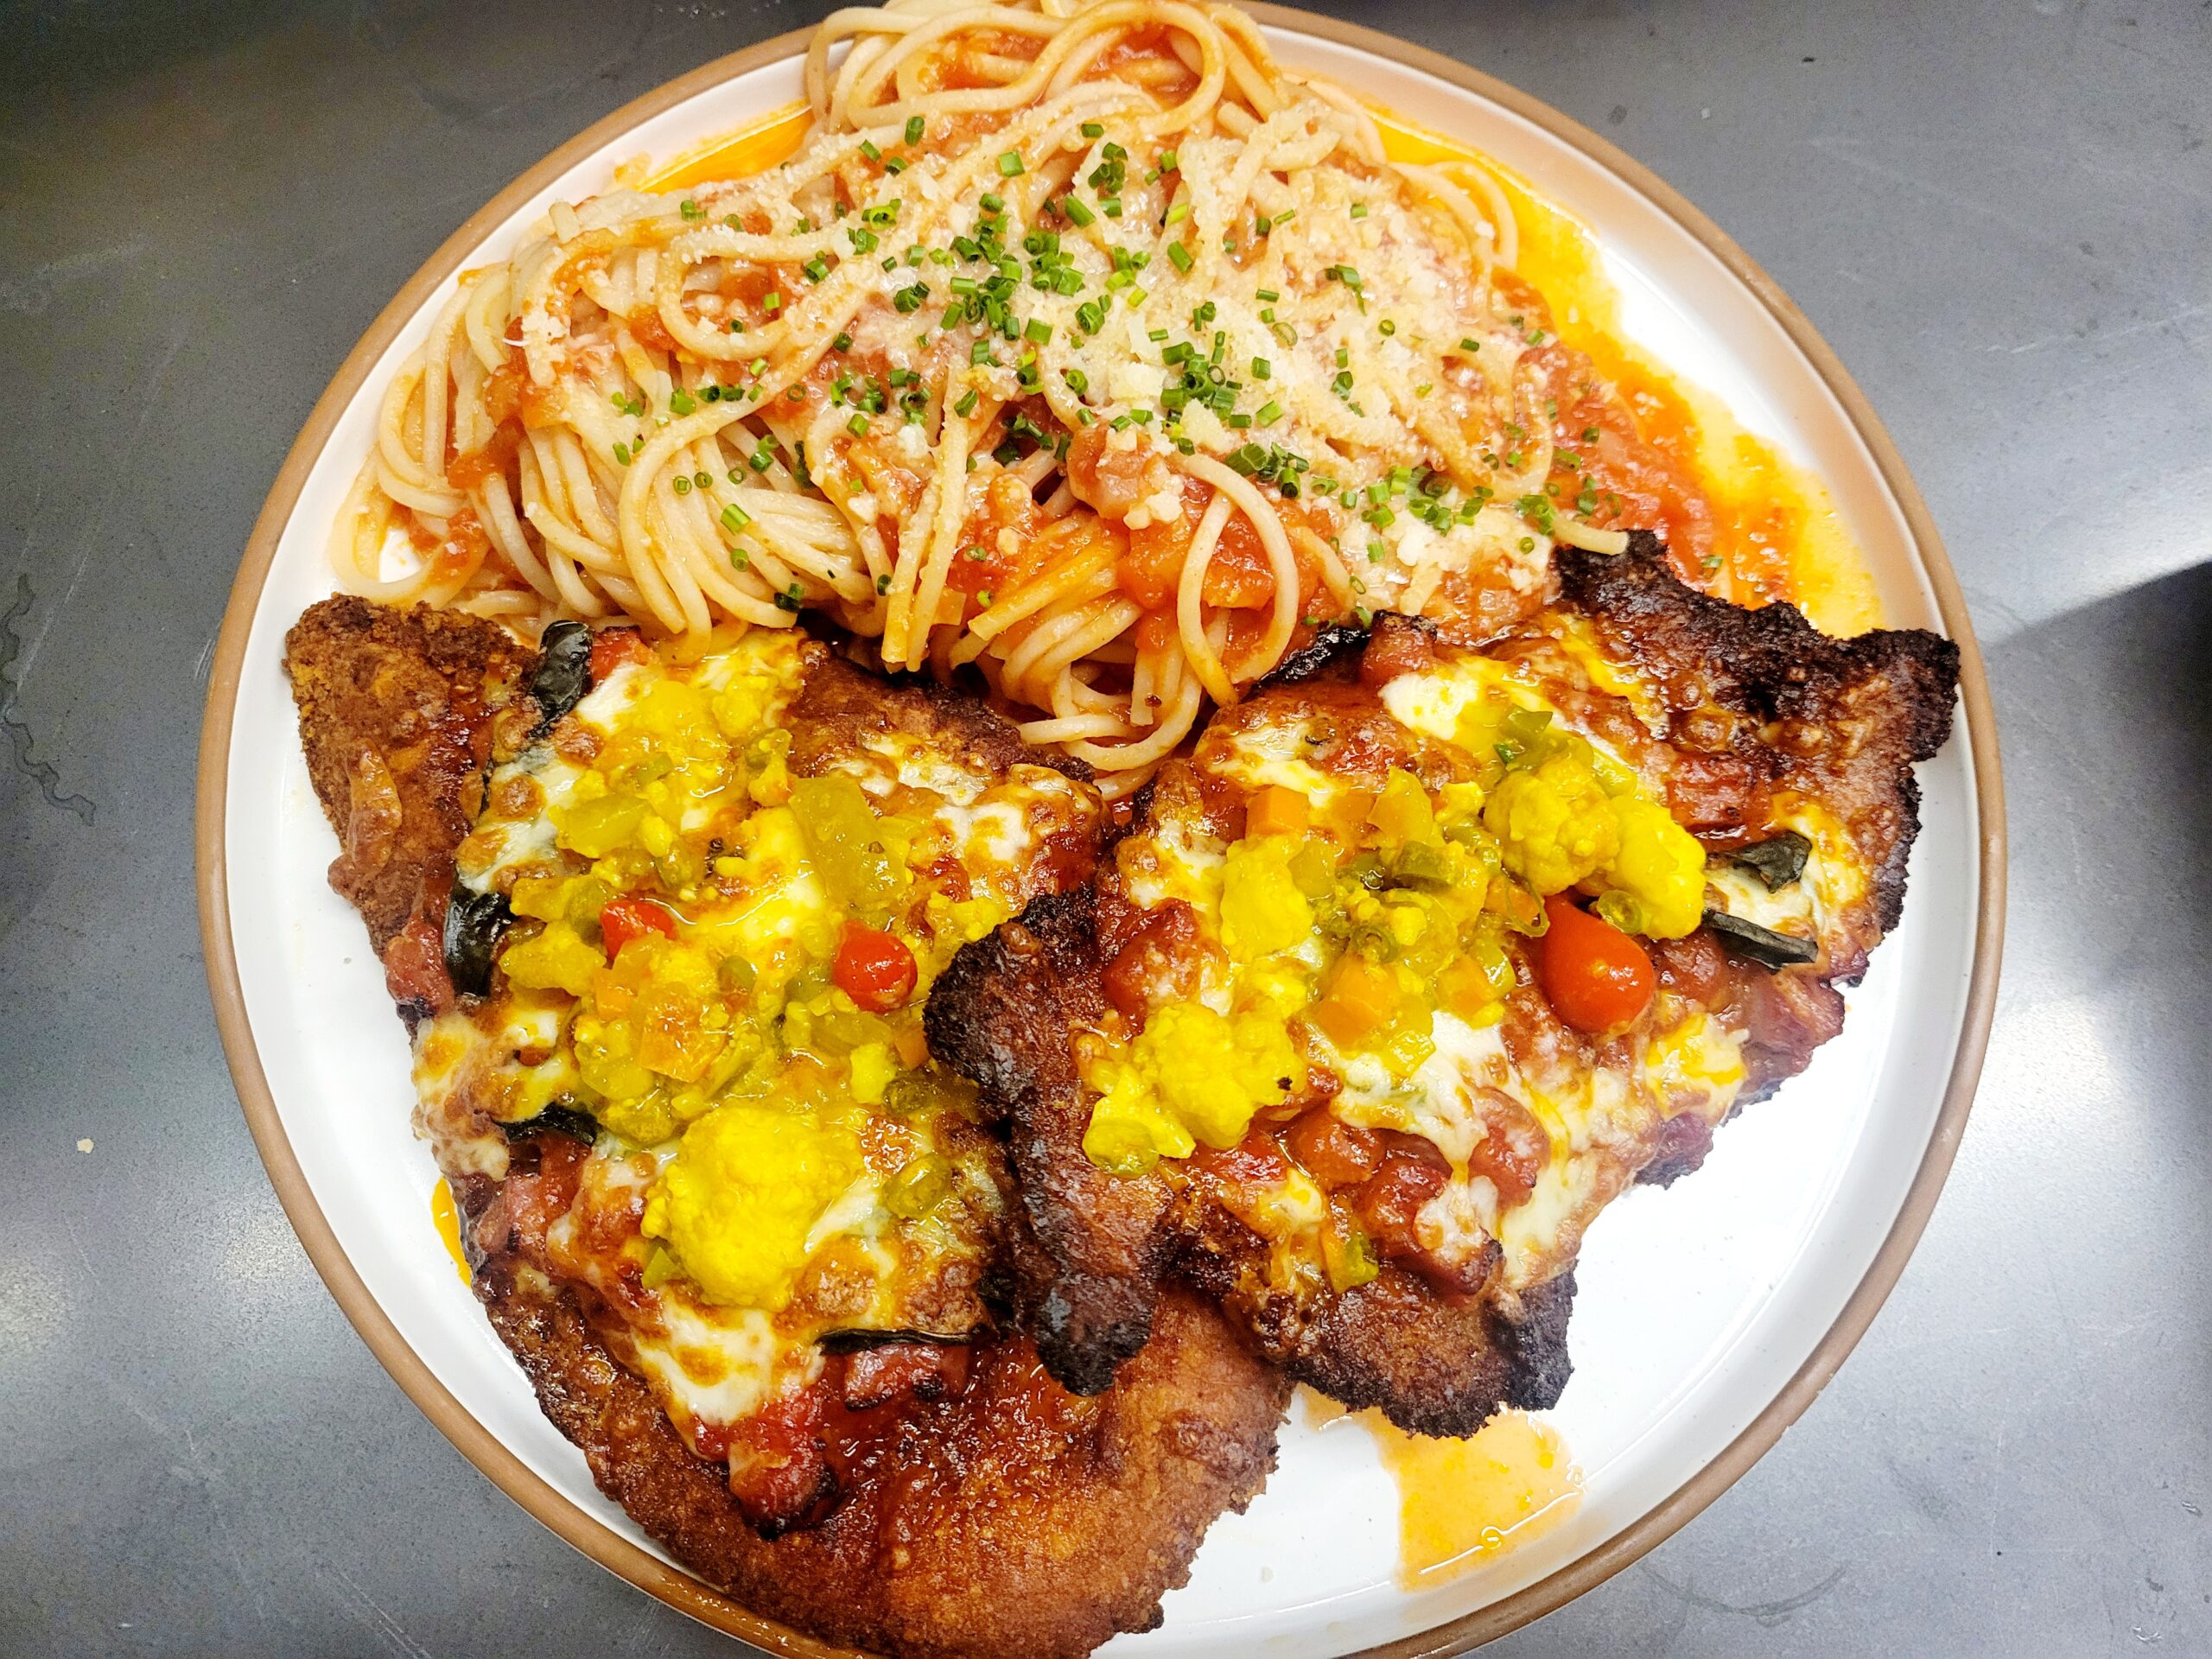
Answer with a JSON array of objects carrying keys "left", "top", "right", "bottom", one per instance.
[
  {"left": 997, "top": 150, "right": 1025, "bottom": 177},
  {"left": 954, "top": 388, "right": 979, "bottom": 416},
  {"left": 905, "top": 116, "right": 925, "bottom": 144},
  {"left": 1166, "top": 241, "right": 1192, "bottom": 272},
  {"left": 1064, "top": 195, "right": 1096, "bottom": 227},
  {"left": 860, "top": 140, "right": 881, "bottom": 162}
]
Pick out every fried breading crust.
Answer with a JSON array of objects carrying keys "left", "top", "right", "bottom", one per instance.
[
  {"left": 283, "top": 596, "right": 536, "bottom": 954},
  {"left": 925, "top": 539, "right": 1959, "bottom": 1435},
  {"left": 478, "top": 1254, "right": 1288, "bottom": 1659},
  {"left": 792, "top": 645, "right": 1095, "bottom": 787},
  {"left": 925, "top": 887, "right": 1172, "bottom": 1395}
]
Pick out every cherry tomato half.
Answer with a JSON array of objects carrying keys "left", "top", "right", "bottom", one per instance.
[
  {"left": 832, "top": 922, "right": 918, "bottom": 1013},
  {"left": 599, "top": 896, "right": 680, "bottom": 957},
  {"left": 1536, "top": 896, "right": 1656, "bottom": 1035}
]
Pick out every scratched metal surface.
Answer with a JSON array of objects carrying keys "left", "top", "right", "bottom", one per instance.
[{"left": 1, "top": 0, "right": 2206, "bottom": 1652}]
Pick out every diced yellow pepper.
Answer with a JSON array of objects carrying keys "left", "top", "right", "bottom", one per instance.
[
  {"left": 1368, "top": 767, "right": 1439, "bottom": 847},
  {"left": 560, "top": 794, "right": 649, "bottom": 858}
]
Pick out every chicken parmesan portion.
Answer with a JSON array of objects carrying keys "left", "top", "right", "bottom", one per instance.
[
  {"left": 929, "top": 535, "right": 1959, "bottom": 1434},
  {"left": 289, "top": 598, "right": 1299, "bottom": 1656},
  {"left": 397, "top": 621, "right": 1114, "bottom": 1531}
]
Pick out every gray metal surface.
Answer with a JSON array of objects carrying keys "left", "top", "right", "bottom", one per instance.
[{"left": 1, "top": 0, "right": 2204, "bottom": 1651}]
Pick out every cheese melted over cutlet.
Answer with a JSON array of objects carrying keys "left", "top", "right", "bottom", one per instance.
[{"left": 413, "top": 632, "right": 1099, "bottom": 1455}]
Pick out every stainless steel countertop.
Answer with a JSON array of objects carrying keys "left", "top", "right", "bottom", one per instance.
[{"left": 3, "top": 2, "right": 2206, "bottom": 1652}]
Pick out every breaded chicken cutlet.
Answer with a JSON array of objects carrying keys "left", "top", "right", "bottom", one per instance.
[
  {"left": 284, "top": 597, "right": 1290, "bottom": 1659},
  {"left": 928, "top": 535, "right": 1959, "bottom": 1435}
]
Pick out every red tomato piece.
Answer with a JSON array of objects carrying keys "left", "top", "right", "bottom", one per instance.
[
  {"left": 832, "top": 922, "right": 918, "bottom": 1013},
  {"left": 588, "top": 626, "right": 655, "bottom": 682},
  {"left": 599, "top": 896, "right": 680, "bottom": 957},
  {"left": 1281, "top": 1108, "right": 1382, "bottom": 1190},
  {"left": 1536, "top": 896, "right": 1656, "bottom": 1034}
]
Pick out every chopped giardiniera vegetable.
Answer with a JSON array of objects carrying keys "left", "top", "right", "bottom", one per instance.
[
  {"left": 790, "top": 772, "right": 907, "bottom": 911},
  {"left": 1387, "top": 839, "right": 1451, "bottom": 890}
]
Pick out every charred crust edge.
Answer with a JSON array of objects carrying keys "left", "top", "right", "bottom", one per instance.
[{"left": 1560, "top": 533, "right": 1959, "bottom": 942}]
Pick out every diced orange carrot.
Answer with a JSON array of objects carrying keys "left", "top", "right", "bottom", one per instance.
[
  {"left": 1320, "top": 788, "right": 1378, "bottom": 841},
  {"left": 1438, "top": 957, "right": 1500, "bottom": 1021},
  {"left": 1246, "top": 785, "right": 1310, "bottom": 839},
  {"left": 1312, "top": 956, "right": 1400, "bottom": 1046}
]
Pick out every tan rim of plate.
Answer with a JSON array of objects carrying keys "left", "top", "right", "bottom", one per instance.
[{"left": 195, "top": 9, "right": 2007, "bottom": 1656}]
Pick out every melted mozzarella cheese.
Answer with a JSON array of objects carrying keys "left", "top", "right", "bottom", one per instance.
[
  {"left": 1204, "top": 715, "right": 1355, "bottom": 804},
  {"left": 627, "top": 1296, "right": 803, "bottom": 1433},
  {"left": 412, "top": 628, "right": 1086, "bottom": 1453},
  {"left": 1117, "top": 808, "right": 1224, "bottom": 912}
]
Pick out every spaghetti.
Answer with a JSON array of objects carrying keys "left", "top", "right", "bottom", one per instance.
[{"left": 334, "top": 0, "right": 1670, "bottom": 789}]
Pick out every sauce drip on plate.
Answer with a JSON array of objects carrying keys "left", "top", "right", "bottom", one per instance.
[
  {"left": 1367, "top": 1408, "right": 1584, "bottom": 1586},
  {"left": 431, "top": 1177, "right": 470, "bottom": 1285}
]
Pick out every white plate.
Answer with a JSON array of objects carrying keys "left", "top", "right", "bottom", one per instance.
[{"left": 198, "top": 12, "right": 2004, "bottom": 1655}]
